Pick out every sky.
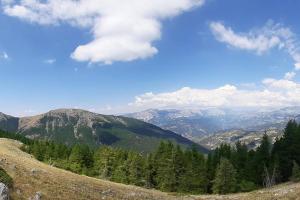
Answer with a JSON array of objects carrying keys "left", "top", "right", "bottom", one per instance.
[{"left": 0, "top": 0, "right": 300, "bottom": 116}]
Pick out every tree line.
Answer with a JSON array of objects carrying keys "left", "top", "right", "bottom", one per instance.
[{"left": 1, "top": 120, "right": 300, "bottom": 194}]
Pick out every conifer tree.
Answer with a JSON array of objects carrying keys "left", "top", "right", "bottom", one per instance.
[
  {"left": 93, "top": 147, "right": 116, "bottom": 179},
  {"left": 144, "top": 153, "right": 156, "bottom": 188},
  {"left": 291, "top": 161, "right": 300, "bottom": 182},
  {"left": 213, "top": 158, "right": 237, "bottom": 194},
  {"left": 127, "top": 152, "right": 145, "bottom": 186},
  {"left": 254, "top": 133, "right": 271, "bottom": 185}
]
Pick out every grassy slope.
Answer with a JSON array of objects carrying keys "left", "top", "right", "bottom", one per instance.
[
  {"left": 0, "top": 138, "right": 299, "bottom": 200},
  {"left": 0, "top": 138, "right": 177, "bottom": 200},
  {"left": 17, "top": 112, "right": 208, "bottom": 153}
]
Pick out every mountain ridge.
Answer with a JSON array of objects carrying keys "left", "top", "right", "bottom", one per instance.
[
  {"left": 0, "top": 109, "right": 208, "bottom": 153},
  {"left": 126, "top": 107, "right": 300, "bottom": 149}
]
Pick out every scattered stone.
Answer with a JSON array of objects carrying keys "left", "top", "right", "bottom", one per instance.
[
  {"left": 29, "top": 192, "right": 42, "bottom": 200},
  {"left": 0, "top": 182, "right": 9, "bottom": 200},
  {"left": 16, "top": 189, "right": 21, "bottom": 195},
  {"left": 34, "top": 192, "right": 42, "bottom": 200},
  {"left": 101, "top": 189, "right": 112, "bottom": 195},
  {"left": 31, "top": 168, "right": 39, "bottom": 175}
]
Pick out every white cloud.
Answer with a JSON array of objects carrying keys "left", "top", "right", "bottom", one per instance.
[
  {"left": 210, "top": 21, "right": 300, "bottom": 69},
  {"left": 209, "top": 21, "right": 281, "bottom": 54},
  {"left": 0, "top": 51, "right": 9, "bottom": 60},
  {"left": 295, "top": 63, "right": 300, "bottom": 70},
  {"left": 2, "top": 0, "right": 205, "bottom": 64},
  {"left": 284, "top": 71, "right": 296, "bottom": 80},
  {"left": 44, "top": 58, "right": 56, "bottom": 64},
  {"left": 129, "top": 78, "right": 300, "bottom": 109}
]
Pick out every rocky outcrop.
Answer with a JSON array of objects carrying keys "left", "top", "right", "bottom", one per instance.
[{"left": 0, "top": 183, "right": 9, "bottom": 200}]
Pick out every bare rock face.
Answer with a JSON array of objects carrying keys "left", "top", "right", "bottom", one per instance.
[{"left": 0, "top": 183, "right": 9, "bottom": 200}]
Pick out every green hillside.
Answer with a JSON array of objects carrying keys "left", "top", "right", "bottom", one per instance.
[{"left": 0, "top": 109, "right": 208, "bottom": 153}]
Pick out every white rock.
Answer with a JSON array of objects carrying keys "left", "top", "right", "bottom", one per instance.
[{"left": 0, "top": 183, "right": 9, "bottom": 200}]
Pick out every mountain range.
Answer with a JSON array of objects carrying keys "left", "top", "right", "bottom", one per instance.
[
  {"left": 126, "top": 107, "right": 300, "bottom": 149},
  {"left": 0, "top": 109, "right": 207, "bottom": 153}
]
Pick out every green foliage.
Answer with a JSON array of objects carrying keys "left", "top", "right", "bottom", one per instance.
[
  {"left": 272, "top": 120, "right": 300, "bottom": 182},
  {"left": 19, "top": 114, "right": 208, "bottom": 154},
  {"left": 213, "top": 158, "right": 237, "bottom": 194},
  {"left": 2, "top": 119, "right": 300, "bottom": 195},
  {"left": 238, "top": 180, "right": 257, "bottom": 192},
  {"left": 127, "top": 152, "right": 145, "bottom": 186},
  {"left": 0, "top": 167, "right": 13, "bottom": 187},
  {"left": 0, "top": 129, "right": 32, "bottom": 145},
  {"left": 291, "top": 161, "right": 300, "bottom": 182},
  {"left": 69, "top": 144, "right": 93, "bottom": 173},
  {"left": 253, "top": 133, "right": 272, "bottom": 185}
]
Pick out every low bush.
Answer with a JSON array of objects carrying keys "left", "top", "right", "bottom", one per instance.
[{"left": 0, "top": 167, "right": 13, "bottom": 187}]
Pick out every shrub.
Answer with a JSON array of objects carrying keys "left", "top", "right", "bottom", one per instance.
[
  {"left": 0, "top": 167, "right": 13, "bottom": 187},
  {"left": 291, "top": 161, "right": 300, "bottom": 182},
  {"left": 238, "top": 180, "right": 257, "bottom": 192}
]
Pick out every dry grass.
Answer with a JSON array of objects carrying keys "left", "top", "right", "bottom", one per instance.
[
  {"left": 0, "top": 138, "right": 300, "bottom": 200},
  {"left": 0, "top": 138, "right": 178, "bottom": 200},
  {"left": 191, "top": 182, "right": 300, "bottom": 200}
]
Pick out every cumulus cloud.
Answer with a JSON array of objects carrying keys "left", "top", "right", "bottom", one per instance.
[
  {"left": 210, "top": 21, "right": 300, "bottom": 70},
  {"left": 2, "top": 0, "right": 205, "bottom": 64},
  {"left": 295, "top": 63, "right": 300, "bottom": 70},
  {"left": 129, "top": 78, "right": 300, "bottom": 109},
  {"left": 284, "top": 71, "right": 296, "bottom": 80}
]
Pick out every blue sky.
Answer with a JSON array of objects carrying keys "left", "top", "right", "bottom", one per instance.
[{"left": 0, "top": 0, "right": 300, "bottom": 116}]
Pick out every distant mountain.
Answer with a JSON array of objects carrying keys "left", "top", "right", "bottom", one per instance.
[
  {"left": 126, "top": 108, "right": 225, "bottom": 138},
  {"left": 126, "top": 107, "right": 300, "bottom": 149},
  {"left": 0, "top": 109, "right": 208, "bottom": 153},
  {"left": 196, "top": 128, "right": 283, "bottom": 150},
  {"left": 0, "top": 112, "right": 19, "bottom": 132}
]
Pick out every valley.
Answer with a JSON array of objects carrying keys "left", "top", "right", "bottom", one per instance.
[{"left": 127, "top": 107, "right": 300, "bottom": 149}]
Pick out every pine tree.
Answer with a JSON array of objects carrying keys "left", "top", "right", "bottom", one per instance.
[
  {"left": 157, "top": 141, "right": 176, "bottom": 191},
  {"left": 32, "top": 141, "right": 45, "bottom": 161},
  {"left": 272, "top": 120, "right": 300, "bottom": 182},
  {"left": 254, "top": 133, "right": 271, "bottom": 185},
  {"left": 112, "top": 160, "right": 129, "bottom": 184},
  {"left": 206, "top": 153, "right": 215, "bottom": 193},
  {"left": 213, "top": 158, "right": 237, "bottom": 194},
  {"left": 291, "top": 161, "right": 300, "bottom": 182},
  {"left": 127, "top": 152, "right": 145, "bottom": 186},
  {"left": 181, "top": 147, "right": 207, "bottom": 193},
  {"left": 232, "top": 141, "right": 248, "bottom": 180},
  {"left": 93, "top": 147, "right": 116, "bottom": 179},
  {"left": 144, "top": 153, "right": 156, "bottom": 188},
  {"left": 68, "top": 144, "right": 84, "bottom": 173}
]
